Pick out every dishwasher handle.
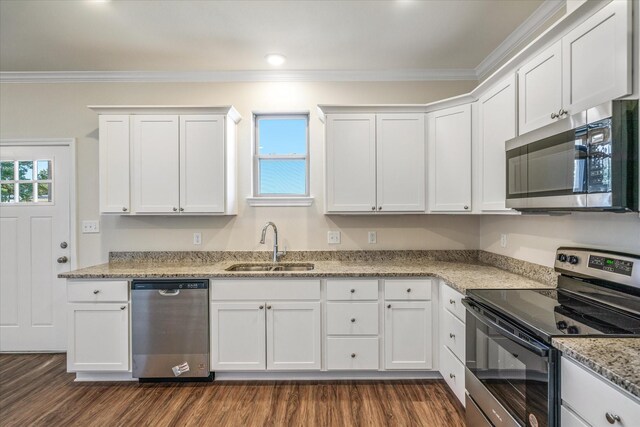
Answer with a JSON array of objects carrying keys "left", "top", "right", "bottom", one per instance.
[{"left": 158, "top": 289, "right": 180, "bottom": 296}]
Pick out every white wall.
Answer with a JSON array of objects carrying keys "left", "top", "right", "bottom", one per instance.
[{"left": 0, "top": 80, "right": 479, "bottom": 267}]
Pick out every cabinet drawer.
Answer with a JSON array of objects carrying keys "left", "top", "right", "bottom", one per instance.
[
  {"left": 211, "top": 279, "right": 320, "bottom": 300},
  {"left": 326, "top": 279, "right": 378, "bottom": 301},
  {"left": 440, "top": 345, "right": 465, "bottom": 406},
  {"left": 561, "top": 406, "right": 589, "bottom": 427},
  {"left": 384, "top": 279, "right": 431, "bottom": 301},
  {"left": 441, "top": 308, "right": 465, "bottom": 362},
  {"left": 326, "top": 337, "right": 379, "bottom": 370},
  {"left": 326, "top": 303, "right": 378, "bottom": 335},
  {"left": 561, "top": 356, "right": 640, "bottom": 427},
  {"left": 441, "top": 284, "right": 465, "bottom": 322},
  {"left": 67, "top": 280, "right": 129, "bottom": 303}
]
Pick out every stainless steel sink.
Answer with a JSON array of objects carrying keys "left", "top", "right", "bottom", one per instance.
[{"left": 225, "top": 263, "right": 314, "bottom": 272}]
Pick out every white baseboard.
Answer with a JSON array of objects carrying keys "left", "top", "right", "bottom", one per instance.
[
  {"left": 214, "top": 370, "right": 443, "bottom": 381},
  {"left": 74, "top": 372, "right": 137, "bottom": 382}
]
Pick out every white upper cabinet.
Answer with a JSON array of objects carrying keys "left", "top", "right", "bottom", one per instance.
[
  {"left": 132, "top": 115, "right": 180, "bottom": 214},
  {"left": 427, "top": 104, "right": 472, "bottom": 212},
  {"left": 518, "top": 41, "right": 563, "bottom": 135},
  {"left": 325, "top": 114, "right": 377, "bottom": 212},
  {"left": 92, "top": 106, "right": 240, "bottom": 215},
  {"left": 517, "top": 1, "right": 631, "bottom": 135},
  {"left": 324, "top": 110, "right": 425, "bottom": 213},
  {"left": 477, "top": 75, "right": 517, "bottom": 212},
  {"left": 562, "top": 0, "right": 631, "bottom": 114},
  {"left": 99, "top": 115, "right": 131, "bottom": 214}
]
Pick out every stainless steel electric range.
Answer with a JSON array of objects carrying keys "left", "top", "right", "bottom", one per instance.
[{"left": 463, "top": 247, "right": 640, "bottom": 427}]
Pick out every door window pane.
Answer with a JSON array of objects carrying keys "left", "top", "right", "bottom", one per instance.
[
  {"left": 19, "top": 183, "right": 34, "bottom": 202},
  {"left": 1, "top": 183, "right": 14, "bottom": 202},
  {"left": 0, "top": 159, "right": 53, "bottom": 204},
  {"left": 37, "top": 183, "right": 52, "bottom": 202},
  {"left": 1, "top": 162, "right": 13, "bottom": 180},
  {"left": 259, "top": 159, "right": 306, "bottom": 195},
  {"left": 18, "top": 161, "right": 33, "bottom": 180},
  {"left": 36, "top": 160, "right": 51, "bottom": 180}
]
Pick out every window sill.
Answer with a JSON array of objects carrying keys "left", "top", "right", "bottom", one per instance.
[{"left": 246, "top": 196, "right": 315, "bottom": 207}]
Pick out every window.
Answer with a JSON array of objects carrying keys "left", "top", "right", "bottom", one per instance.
[
  {"left": 251, "top": 114, "right": 311, "bottom": 205},
  {"left": 0, "top": 160, "right": 53, "bottom": 204}
]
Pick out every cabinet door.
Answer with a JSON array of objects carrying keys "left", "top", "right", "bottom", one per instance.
[
  {"left": 376, "top": 114, "right": 426, "bottom": 212},
  {"left": 518, "top": 41, "right": 562, "bottom": 134},
  {"left": 98, "top": 115, "right": 130, "bottom": 214},
  {"left": 210, "top": 303, "right": 266, "bottom": 371},
  {"left": 179, "top": 115, "right": 225, "bottom": 214},
  {"left": 384, "top": 301, "right": 432, "bottom": 370},
  {"left": 266, "top": 302, "right": 321, "bottom": 370},
  {"left": 562, "top": 0, "right": 631, "bottom": 114},
  {"left": 427, "top": 105, "right": 471, "bottom": 212},
  {"left": 67, "top": 303, "right": 129, "bottom": 372},
  {"left": 325, "top": 114, "right": 377, "bottom": 212},
  {"left": 132, "top": 115, "right": 180, "bottom": 213},
  {"left": 477, "top": 74, "right": 517, "bottom": 212}
]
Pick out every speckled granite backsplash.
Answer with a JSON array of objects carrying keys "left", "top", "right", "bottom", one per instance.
[{"left": 109, "top": 250, "right": 557, "bottom": 286}]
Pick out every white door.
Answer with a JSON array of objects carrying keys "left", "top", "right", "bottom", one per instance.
[
  {"left": 325, "top": 114, "right": 377, "bottom": 212},
  {"left": 562, "top": 0, "right": 631, "bottom": 114},
  {"left": 428, "top": 105, "right": 472, "bottom": 212},
  {"left": 518, "top": 41, "right": 563, "bottom": 134},
  {"left": 67, "top": 303, "right": 129, "bottom": 371},
  {"left": 210, "top": 302, "right": 266, "bottom": 371},
  {"left": 266, "top": 302, "right": 321, "bottom": 370},
  {"left": 98, "top": 115, "right": 130, "bottom": 214},
  {"left": 0, "top": 142, "right": 72, "bottom": 351},
  {"left": 179, "top": 115, "right": 225, "bottom": 214},
  {"left": 132, "top": 115, "right": 180, "bottom": 213},
  {"left": 478, "top": 74, "right": 517, "bottom": 212},
  {"left": 384, "top": 301, "right": 432, "bottom": 370},
  {"left": 376, "top": 114, "right": 426, "bottom": 212}
]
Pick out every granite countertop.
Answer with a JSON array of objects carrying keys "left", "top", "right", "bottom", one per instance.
[
  {"left": 59, "top": 253, "right": 555, "bottom": 295},
  {"left": 552, "top": 337, "right": 640, "bottom": 399}
]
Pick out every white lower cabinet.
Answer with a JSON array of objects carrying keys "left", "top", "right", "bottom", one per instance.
[
  {"left": 327, "top": 337, "right": 379, "bottom": 370},
  {"left": 266, "top": 302, "right": 321, "bottom": 370},
  {"left": 561, "top": 356, "right": 640, "bottom": 427},
  {"left": 384, "top": 301, "right": 433, "bottom": 370},
  {"left": 439, "top": 282, "right": 466, "bottom": 406},
  {"left": 67, "top": 302, "right": 129, "bottom": 372},
  {"left": 440, "top": 345, "right": 465, "bottom": 404}
]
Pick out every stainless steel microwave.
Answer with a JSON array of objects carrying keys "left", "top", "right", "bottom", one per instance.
[{"left": 505, "top": 100, "right": 638, "bottom": 212}]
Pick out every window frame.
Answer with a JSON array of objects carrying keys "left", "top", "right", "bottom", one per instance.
[
  {"left": 0, "top": 159, "right": 54, "bottom": 205},
  {"left": 252, "top": 112, "right": 310, "bottom": 198}
]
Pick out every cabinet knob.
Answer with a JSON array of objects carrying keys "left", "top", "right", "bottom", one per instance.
[
  {"left": 93, "top": 289, "right": 100, "bottom": 295},
  {"left": 406, "top": 288, "right": 411, "bottom": 293},
  {"left": 267, "top": 305, "right": 272, "bottom": 310},
  {"left": 122, "top": 207, "right": 128, "bottom": 212},
  {"left": 605, "top": 413, "right": 621, "bottom": 424},
  {"left": 558, "top": 108, "right": 568, "bottom": 117},
  {"left": 259, "top": 305, "right": 264, "bottom": 310},
  {"left": 387, "top": 304, "right": 391, "bottom": 309},
  {"left": 351, "top": 353, "right": 356, "bottom": 358},
  {"left": 371, "top": 206, "right": 376, "bottom": 211},
  {"left": 378, "top": 206, "right": 382, "bottom": 211},
  {"left": 60, "top": 241, "right": 68, "bottom": 249},
  {"left": 551, "top": 112, "right": 558, "bottom": 119},
  {"left": 350, "top": 289, "right": 355, "bottom": 293},
  {"left": 449, "top": 333, "right": 455, "bottom": 339},
  {"left": 449, "top": 373, "right": 455, "bottom": 379},
  {"left": 463, "top": 205, "right": 469, "bottom": 210},
  {"left": 449, "top": 299, "right": 455, "bottom": 305},
  {"left": 173, "top": 207, "right": 178, "bottom": 212},
  {"left": 179, "top": 207, "right": 184, "bottom": 212},
  {"left": 120, "top": 306, "right": 126, "bottom": 310},
  {"left": 350, "top": 318, "right": 356, "bottom": 323}
]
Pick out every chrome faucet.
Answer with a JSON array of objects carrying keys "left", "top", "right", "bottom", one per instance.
[{"left": 260, "top": 221, "right": 286, "bottom": 263}]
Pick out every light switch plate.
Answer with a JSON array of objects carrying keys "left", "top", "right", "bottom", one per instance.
[
  {"left": 327, "top": 230, "right": 341, "bottom": 244},
  {"left": 82, "top": 220, "right": 100, "bottom": 234},
  {"left": 193, "top": 232, "right": 202, "bottom": 245}
]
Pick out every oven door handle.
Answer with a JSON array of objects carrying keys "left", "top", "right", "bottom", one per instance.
[{"left": 462, "top": 299, "right": 549, "bottom": 357}]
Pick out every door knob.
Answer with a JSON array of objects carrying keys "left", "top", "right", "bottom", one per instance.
[
  {"left": 60, "top": 242, "right": 68, "bottom": 249},
  {"left": 57, "top": 256, "right": 68, "bottom": 264}
]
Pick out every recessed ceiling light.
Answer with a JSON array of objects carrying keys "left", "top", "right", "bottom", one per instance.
[{"left": 265, "top": 54, "right": 286, "bottom": 66}]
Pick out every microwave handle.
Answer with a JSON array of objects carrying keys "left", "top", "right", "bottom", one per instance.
[{"left": 462, "top": 299, "right": 550, "bottom": 357}]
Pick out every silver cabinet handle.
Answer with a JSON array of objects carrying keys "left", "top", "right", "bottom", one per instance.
[
  {"left": 378, "top": 206, "right": 382, "bottom": 211},
  {"left": 267, "top": 305, "right": 272, "bottom": 310},
  {"left": 605, "top": 413, "right": 621, "bottom": 424},
  {"left": 406, "top": 288, "right": 411, "bottom": 293},
  {"left": 351, "top": 353, "right": 356, "bottom": 358},
  {"left": 463, "top": 205, "right": 469, "bottom": 210},
  {"left": 57, "top": 256, "right": 68, "bottom": 264},
  {"left": 387, "top": 304, "right": 391, "bottom": 309},
  {"left": 449, "top": 373, "right": 455, "bottom": 379},
  {"left": 93, "top": 289, "right": 100, "bottom": 295},
  {"left": 173, "top": 207, "right": 178, "bottom": 212},
  {"left": 350, "top": 318, "right": 356, "bottom": 323},
  {"left": 122, "top": 207, "right": 128, "bottom": 212},
  {"left": 259, "top": 305, "right": 264, "bottom": 310},
  {"left": 449, "top": 299, "right": 455, "bottom": 304},
  {"left": 350, "top": 289, "right": 355, "bottom": 293},
  {"left": 371, "top": 206, "right": 375, "bottom": 211},
  {"left": 120, "top": 306, "right": 126, "bottom": 310},
  {"left": 449, "top": 333, "right": 455, "bottom": 338},
  {"left": 179, "top": 207, "right": 184, "bottom": 212},
  {"left": 559, "top": 108, "right": 568, "bottom": 117},
  {"left": 551, "top": 112, "right": 558, "bottom": 119}
]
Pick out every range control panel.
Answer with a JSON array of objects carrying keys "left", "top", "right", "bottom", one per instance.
[{"left": 555, "top": 247, "right": 639, "bottom": 288}]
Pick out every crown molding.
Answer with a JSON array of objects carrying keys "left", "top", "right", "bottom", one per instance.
[
  {"left": 475, "top": 0, "right": 566, "bottom": 80},
  {"left": 0, "top": 68, "right": 478, "bottom": 83}
]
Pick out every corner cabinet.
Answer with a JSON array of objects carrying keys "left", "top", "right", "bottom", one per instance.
[
  {"left": 321, "top": 107, "right": 426, "bottom": 213},
  {"left": 91, "top": 106, "right": 241, "bottom": 215}
]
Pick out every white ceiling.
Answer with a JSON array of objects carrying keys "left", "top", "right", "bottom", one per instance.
[{"left": 0, "top": 0, "right": 556, "bottom": 80}]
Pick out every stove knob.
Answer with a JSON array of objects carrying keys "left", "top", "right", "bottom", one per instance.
[
  {"left": 556, "top": 320, "right": 568, "bottom": 330},
  {"left": 557, "top": 254, "right": 568, "bottom": 262},
  {"left": 568, "top": 255, "right": 579, "bottom": 265},
  {"left": 567, "top": 325, "right": 579, "bottom": 334}
]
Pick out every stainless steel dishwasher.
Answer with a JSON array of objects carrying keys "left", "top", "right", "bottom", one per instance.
[{"left": 131, "top": 279, "right": 211, "bottom": 381}]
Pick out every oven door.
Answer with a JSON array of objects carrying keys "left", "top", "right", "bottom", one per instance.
[
  {"left": 463, "top": 299, "right": 558, "bottom": 427},
  {"left": 505, "top": 125, "right": 589, "bottom": 210}
]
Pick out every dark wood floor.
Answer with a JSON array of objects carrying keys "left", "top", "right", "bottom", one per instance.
[{"left": 0, "top": 354, "right": 465, "bottom": 426}]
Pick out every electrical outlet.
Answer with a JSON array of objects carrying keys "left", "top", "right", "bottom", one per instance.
[
  {"left": 500, "top": 233, "right": 508, "bottom": 248},
  {"left": 82, "top": 220, "right": 100, "bottom": 234},
  {"left": 368, "top": 231, "right": 377, "bottom": 244},
  {"left": 193, "top": 232, "right": 202, "bottom": 245},
  {"left": 327, "top": 230, "right": 341, "bottom": 244}
]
